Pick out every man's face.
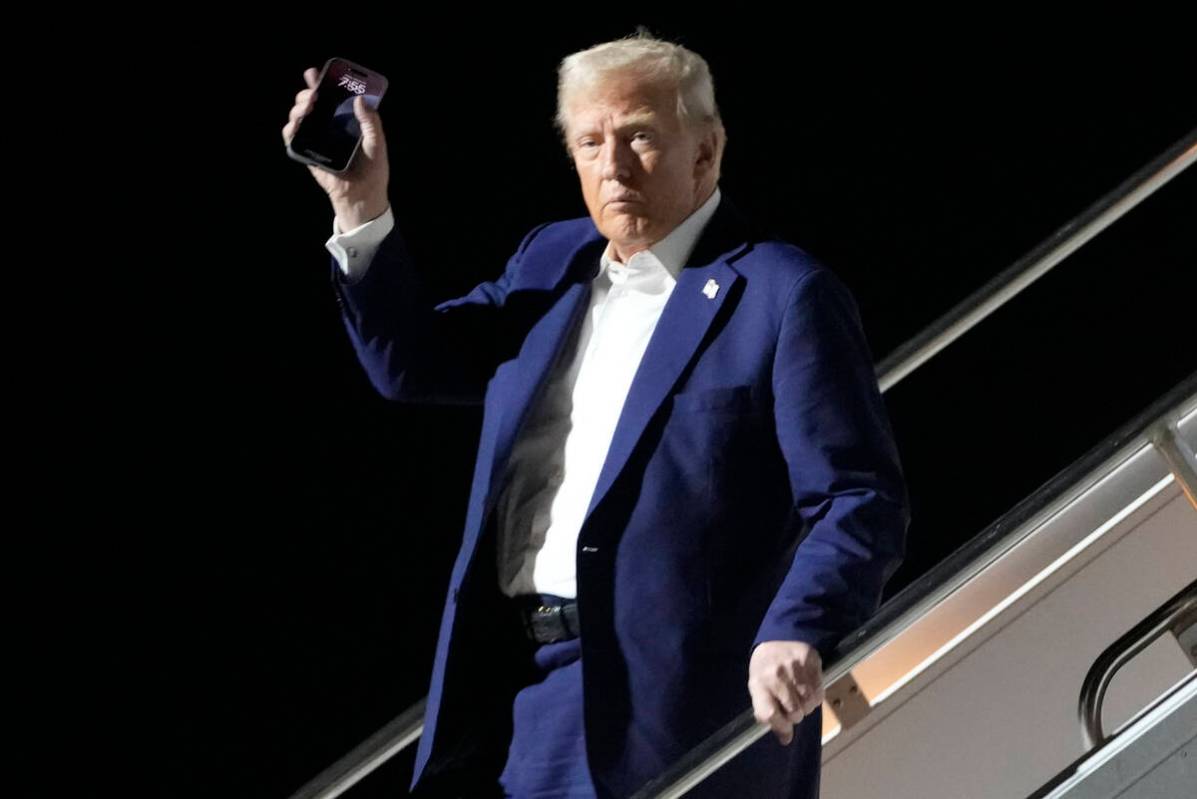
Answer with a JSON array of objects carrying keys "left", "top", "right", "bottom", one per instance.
[{"left": 564, "top": 71, "right": 715, "bottom": 261}]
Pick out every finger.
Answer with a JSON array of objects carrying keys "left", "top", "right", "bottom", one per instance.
[
  {"left": 749, "top": 677, "right": 775, "bottom": 725},
  {"left": 295, "top": 87, "right": 314, "bottom": 105},
  {"left": 801, "top": 677, "right": 824, "bottom": 716},
  {"left": 764, "top": 694, "right": 794, "bottom": 745},
  {"left": 798, "top": 664, "right": 825, "bottom": 715},
  {"left": 354, "top": 93, "right": 382, "bottom": 124},
  {"left": 772, "top": 669, "right": 806, "bottom": 722},
  {"left": 749, "top": 679, "right": 794, "bottom": 745},
  {"left": 289, "top": 101, "right": 312, "bottom": 126},
  {"left": 795, "top": 681, "right": 821, "bottom": 718},
  {"left": 769, "top": 695, "right": 794, "bottom": 745},
  {"left": 304, "top": 67, "right": 319, "bottom": 90},
  {"left": 770, "top": 660, "right": 807, "bottom": 717},
  {"left": 353, "top": 95, "right": 384, "bottom": 152}
]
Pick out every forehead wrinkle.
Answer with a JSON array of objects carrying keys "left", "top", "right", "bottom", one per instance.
[
  {"left": 615, "top": 110, "right": 659, "bottom": 130},
  {"left": 568, "top": 106, "right": 662, "bottom": 139}
]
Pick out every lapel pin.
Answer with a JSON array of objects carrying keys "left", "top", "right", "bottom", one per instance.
[{"left": 702, "top": 278, "right": 720, "bottom": 299}]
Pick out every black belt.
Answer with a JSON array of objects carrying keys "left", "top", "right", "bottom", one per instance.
[{"left": 513, "top": 594, "right": 580, "bottom": 644}]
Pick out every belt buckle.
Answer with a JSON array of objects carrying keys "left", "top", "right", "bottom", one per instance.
[
  {"left": 524, "top": 603, "right": 562, "bottom": 644},
  {"left": 537, "top": 603, "right": 564, "bottom": 643}
]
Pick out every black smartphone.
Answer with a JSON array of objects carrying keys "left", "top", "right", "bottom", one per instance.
[{"left": 286, "top": 57, "right": 388, "bottom": 173}]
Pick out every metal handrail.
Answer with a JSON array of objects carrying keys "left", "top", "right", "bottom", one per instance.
[
  {"left": 288, "top": 698, "right": 426, "bottom": 799},
  {"left": 633, "top": 381, "right": 1197, "bottom": 797},
  {"left": 875, "top": 127, "right": 1197, "bottom": 392},
  {"left": 289, "top": 126, "right": 1197, "bottom": 799},
  {"left": 634, "top": 125, "right": 1197, "bottom": 799},
  {"left": 1024, "top": 582, "right": 1197, "bottom": 798},
  {"left": 1153, "top": 420, "right": 1197, "bottom": 509},
  {"left": 1078, "top": 580, "right": 1197, "bottom": 749},
  {"left": 1026, "top": 671, "right": 1197, "bottom": 799}
]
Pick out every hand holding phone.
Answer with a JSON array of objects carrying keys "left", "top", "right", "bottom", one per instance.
[{"left": 282, "top": 59, "right": 390, "bottom": 229}]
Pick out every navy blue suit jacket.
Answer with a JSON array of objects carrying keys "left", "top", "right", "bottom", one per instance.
[{"left": 330, "top": 195, "right": 910, "bottom": 798}]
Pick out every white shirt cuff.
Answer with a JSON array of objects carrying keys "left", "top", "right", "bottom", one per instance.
[{"left": 325, "top": 206, "right": 395, "bottom": 280}]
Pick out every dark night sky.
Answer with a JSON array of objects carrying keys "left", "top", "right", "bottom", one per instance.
[{"left": 58, "top": 22, "right": 1194, "bottom": 799}]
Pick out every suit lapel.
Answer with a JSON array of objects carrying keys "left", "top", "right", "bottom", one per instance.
[
  {"left": 584, "top": 199, "right": 753, "bottom": 521},
  {"left": 480, "top": 198, "right": 756, "bottom": 530},
  {"left": 484, "top": 234, "right": 603, "bottom": 504}
]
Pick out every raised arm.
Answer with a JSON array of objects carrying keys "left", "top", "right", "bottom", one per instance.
[{"left": 283, "top": 66, "right": 541, "bottom": 404}]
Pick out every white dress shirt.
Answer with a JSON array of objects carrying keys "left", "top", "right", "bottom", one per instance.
[
  {"left": 326, "top": 209, "right": 395, "bottom": 281},
  {"left": 326, "top": 188, "right": 723, "bottom": 598}
]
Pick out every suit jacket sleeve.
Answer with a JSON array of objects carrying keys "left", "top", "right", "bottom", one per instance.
[
  {"left": 752, "top": 267, "right": 911, "bottom": 660},
  {"left": 329, "top": 221, "right": 551, "bottom": 405}
]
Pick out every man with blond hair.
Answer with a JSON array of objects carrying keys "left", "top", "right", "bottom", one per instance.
[{"left": 284, "top": 33, "right": 908, "bottom": 799}]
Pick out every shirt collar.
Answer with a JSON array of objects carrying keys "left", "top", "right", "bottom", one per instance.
[{"left": 598, "top": 186, "right": 722, "bottom": 285}]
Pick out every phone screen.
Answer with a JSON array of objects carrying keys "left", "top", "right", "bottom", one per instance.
[{"left": 290, "top": 58, "right": 387, "bottom": 172}]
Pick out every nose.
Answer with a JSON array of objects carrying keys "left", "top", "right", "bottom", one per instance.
[{"left": 599, "top": 139, "right": 633, "bottom": 182}]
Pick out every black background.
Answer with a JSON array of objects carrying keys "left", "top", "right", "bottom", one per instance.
[{"left": 47, "top": 20, "right": 1195, "bottom": 799}]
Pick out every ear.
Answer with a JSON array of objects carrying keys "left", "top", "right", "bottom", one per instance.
[{"left": 693, "top": 127, "right": 719, "bottom": 177}]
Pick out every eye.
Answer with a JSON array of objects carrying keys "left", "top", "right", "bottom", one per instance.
[{"left": 632, "top": 131, "right": 653, "bottom": 143}]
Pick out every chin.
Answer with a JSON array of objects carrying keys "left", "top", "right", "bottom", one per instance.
[{"left": 603, "top": 213, "right": 655, "bottom": 246}]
